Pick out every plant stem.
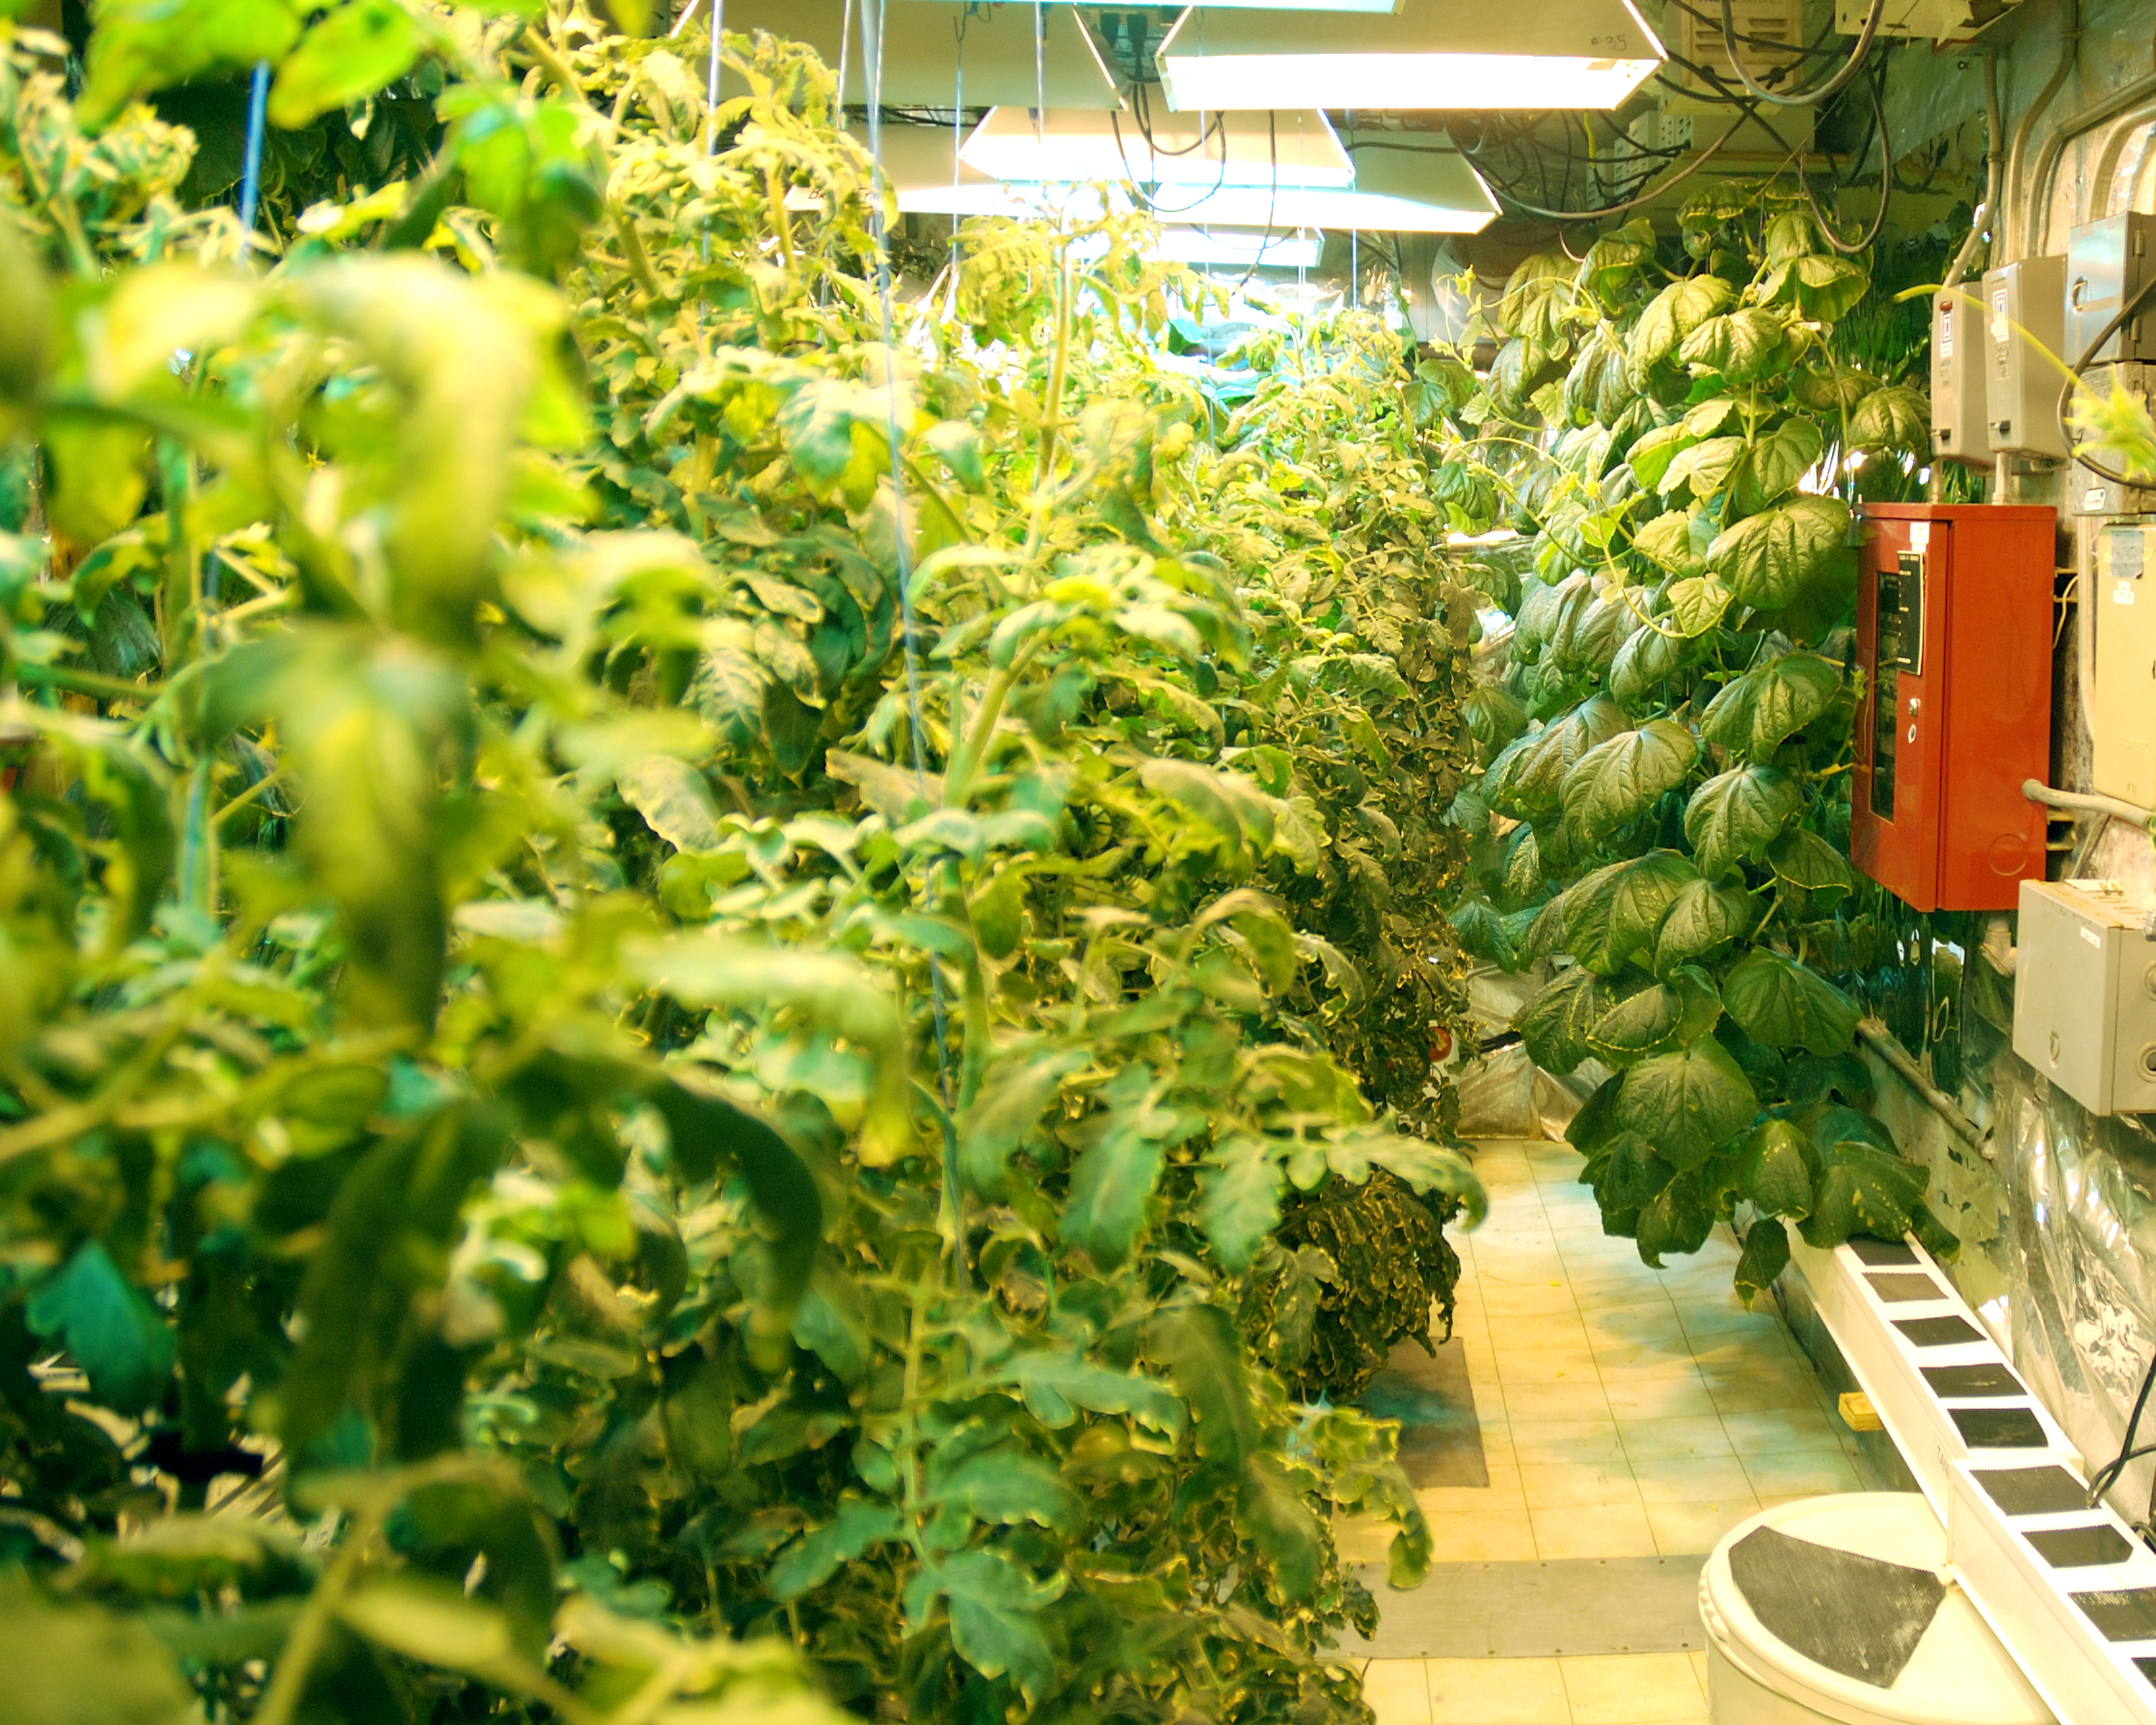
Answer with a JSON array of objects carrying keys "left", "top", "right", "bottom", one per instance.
[
  {"left": 252, "top": 1506, "right": 380, "bottom": 1725},
  {"left": 1025, "top": 244, "right": 1074, "bottom": 557},
  {"left": 11, "top": 663, "right": 162, "bottom": 704}
]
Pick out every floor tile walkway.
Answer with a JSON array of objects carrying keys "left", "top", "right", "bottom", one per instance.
[{"left": 1347, "top": 1137, "right": 1871, "bottom": 1724}]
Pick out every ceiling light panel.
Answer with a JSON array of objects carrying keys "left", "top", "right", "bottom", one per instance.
[
  {"left": 1148, "top": 143, "right": 1499, "bottom": 234},
  {"left": 958, "top": 107, "right": 1353, "bottom": 188},
  {"left": 1155, "top": 0, "right": 1665, "bottom": 111}
]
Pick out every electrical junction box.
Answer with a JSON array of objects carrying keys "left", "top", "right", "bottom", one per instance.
[
  {"left": 2067, "top": 362, "right": 2156, "bottom": 516},
  {"left": 1851, "top": 505, "right": 2056, "bottom": 912},
  {"left": 1931, "top": 293, "right": 1992, "bottom": 466},
  {"left": 1985, "top": 254, "right": 2069, "bottom": 459},
  {"left": 1672, "top": 0, "right": 1799, "bottom": 97},
  {"left": 2065, "top": 212, "right": 2156, "bottom": 367},
  {"left": 2011, "top": 878, "right": 2156, "bottom": 1114},
  {"left": 1833, "top": 0, "right": 1994, "bottom": 35},
  {"left": 2093, "top": 523, "right": 2156, "bottom": 804}
]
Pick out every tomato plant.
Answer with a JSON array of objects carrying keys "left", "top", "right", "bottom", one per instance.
[{"left": 0, "top": 11, "right": 1484, "bottom": 1723}]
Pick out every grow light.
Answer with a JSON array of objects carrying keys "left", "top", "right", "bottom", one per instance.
[
  {"left": 1148, "top": 144, "right": 1499, "bottom": 235},
  {"left": 1154, "top": 0, "right": 1665, "bottom": 111},
  {"left": 957, "top": 108, "right": 1353, "bottom": 190},
  {"left": 1150, "top": 227, "right": 1325, "bottom": 267},
  {"left": 854, "top": 124, "right": 1129, "bottom": 217},
  {"left": 719, "top": 0, "right": 1121, "bottom": 107}
]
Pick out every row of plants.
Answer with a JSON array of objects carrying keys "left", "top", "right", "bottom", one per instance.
[
  {"left": 1432, "top": 191, "right": 1965, "bottom": 1298},
  {"left": 0, "top": 9, "right": 1488, "bottom": 1724}
]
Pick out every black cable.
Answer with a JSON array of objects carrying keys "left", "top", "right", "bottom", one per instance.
[
  {"left": 1462, "top": 99, "right": 1787, "bottom": 223},
  {"left": 2088, "top": 1351, "right": 2156, "bottom": 1509},
  {"left": 1724, "top": 0, "right": 1885, "bottom": 105},
  {"left": 1800, "top": 60, "right": 1890, "bottom": 254},
  {"left": 1661, "top": 0, "right": 1848, "bottom": 62},
  {"left": 2057, "top": 270, "right": 2156, "bottom": 487},
  {"left": 1227, "top": 111, "right": 1281, "bottom": 295}
]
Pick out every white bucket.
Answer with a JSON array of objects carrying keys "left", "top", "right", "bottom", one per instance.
[{"left": 1700, "top": 1494, "right": 2053, "bottom": 1725}]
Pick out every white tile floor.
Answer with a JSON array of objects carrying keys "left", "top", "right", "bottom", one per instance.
[{"left": 1345, "top": 1137, "right": 1870, "bottom": 1724}]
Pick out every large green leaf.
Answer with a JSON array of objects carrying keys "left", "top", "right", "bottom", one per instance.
[
  {"left": 0, "top": 1588, "right": 195, "bottom": 1725},
  {"left": 1699, "top": 653, "right": 1841, "bottom": 763},
  {"left": 1586, "top": 966, "right": 1721, "bottom": 1067},
  {"left": 25, "top": 1241, "right": 175, "bottom": 1417},
  {"left": 1766, "top": 827, "right": 1856, "bottom": 904},
  {"left": 1628, "top": 275, "right": 1735, "bottom": 385},
  {"left": 1636, "top": 1168, "right": 1717, "bottom": 1264},
  {"left": 1721, "top": 951, "right": 1861, "bottom": 1055},
  {"left": 1801, "top": 1141, "right": 1928, "bottom": 1249},
  {"left": 1613, "top": 1035, "right": 1756, "bottom": 1169},
  {"left": 1730, "top": 418, "right": 1824, "bottom": 517},
  {"left": 1848, "top": 385, "right": 1930, "bottom": 454},
  {"left": 78, "top": 0, "right": 302, "bottom": 127},
  {"left": 1665, "top": 574, "right": 1734, "bottom": 638},
  {"left": 1738, "top": 1118, "right": 1814, "bottom": 1219},
  {"left": 1759, "top": 252, "right": 1868, "bottom": 322},
  {"left": 1651, "top": 878, "right": 1762, "bottom": 972},
  {"left": 1199, "top": 1135, "right": 1285, "bottom": 1271},
  {"left": 1677, "top": 306, "right": 1794, "bottom": 385},
  {"left": 267, "top": 0, "right": 421, "bottom": 128},
  {"left": 1683, "top": 765, "right": 1802, "bottom": 879},
  {"left": 935, "top": 1549, "right": 1062, "bottom": 1701},
  {"left": 1061, "top": 1097, "right": 1168, "bottom": 1266},
  {"left": 1561, "top": 719, "right": 1700, "bottom": 847},
  {"left": 1631, "top": 508, "right": 1707, "bottom": 576},
  {"left": 1517, "top": 965, "right": 1622, "bottom": 1075},
  {"left": 1465, "top": 684, "right": 1530, "bottom": 756},
  {"left": 1707, "top": 496, "right": 1848, "bottom": 610},
  {"left": 1501, "top": 695, "right": 1631, "bottom": 819},
  {"left": 1611, "top": 617, "right": 1690, "bottom": 706},
  {"left": 1500, "top": 251, "right": 1580, "bottom": 345},
  {"left": 959, "top": 1048, "right": 1089, "bottom": 1197},
  {"left": 1658, "top": 435, "right": 1745, "bottom": 502},
  {"left": 1562, "top": 850, "right": 1698, "bottom": 975},
  {"left": 1733, "top": 1218, "right": 1792, "bottom": 1305}
]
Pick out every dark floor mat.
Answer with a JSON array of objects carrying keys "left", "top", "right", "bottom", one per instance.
[
  {"left": 1866, "top": 1272, "right": 1944, "bottom": 1302},
  {"left": 1358, "top": 1337, "right": 1488, "bottom": 1489},
  {"left": 1894, "top": 1315, "right": 1984, "bottom": 1347},
  {"left": 1973, "top": 1466, "right": 2091, "bottom": 1514},
  {"left": 2073, "top": 1588, "right": 2156, "bottom": 1642},
  {"left": 1923, "top": 1363, "right": 2024, "bottom": 1399},
  {"left": 1950, "top": 1406, "right": 2049, "bottom": 1449},
  {"left": 1726, "top": 1525, "right": 1945, "bottom": 1688},
  {"left": 2026, "top": 1524, "right": 2133, "bottom": 1569},
  {"left": 1849, "top": 1237, "right": 1920, "bottom": 1266}
]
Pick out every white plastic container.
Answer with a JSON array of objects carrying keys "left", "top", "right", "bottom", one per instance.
[{"left": 1700, "top": 1494, "right": 2053, "bottom": 1725}]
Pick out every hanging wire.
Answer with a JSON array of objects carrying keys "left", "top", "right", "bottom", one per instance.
[
  {"left": 236, "top": 60, "right": 270, "bottom": 242},
  {"left": 854, "top": 0, "right": 965, "bottom": 1250}
]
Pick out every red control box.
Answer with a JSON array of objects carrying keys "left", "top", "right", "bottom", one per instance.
[{"left": 1851, "top": 504, "right": 2057, "bottom": 912}]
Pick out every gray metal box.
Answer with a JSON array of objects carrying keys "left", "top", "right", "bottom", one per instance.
[
  {"left": 1986, "top": 255, "right": 2070, "bottom": 459},
  {"left": 2068, "top": 361, "right": 2156, "bottom": 515},
  {"left": 1932, "top": 292, "right": 1992, "bottom": 466},
  {"left": 2066, "top": 213, "right": 2156, "bottom": 367},
  {"left": 2012, "top": 878, "right": 2156, "bottom": 1113}
]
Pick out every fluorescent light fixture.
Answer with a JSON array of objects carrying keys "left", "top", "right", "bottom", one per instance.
[
  {"left": 1146, "top": 226, "right": 1325, "bottom": 267},
  {"left": 957, "top": 107, "right": 1353, "bottom": 189},
  {"left": 719, "top": 0, "right": 1121, "bottom": 107},
  {"left": 850, "top": 124, "right": 1130, "bottom": 219},
  {"left": 1156, "top": 0, "right": 1665, "bottom": 111},
  {"left": 1148, "top": 142, "right": 1498, "bottom": 234}
]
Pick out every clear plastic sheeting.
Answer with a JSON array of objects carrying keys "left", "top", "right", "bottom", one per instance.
[
  {"left": 1450, "top": 963, "right": 1602, "bottom": 1140},
  {"left": 1905, "top": 1036, "right": 2156, "bottom": 1526}
]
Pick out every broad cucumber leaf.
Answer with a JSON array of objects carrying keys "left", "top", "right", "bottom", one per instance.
[
  {"left": 1759, "top": 252, "right": 1867, "bottom": 322},
  {"left": 1502, "top": 824, "right": 1545, "bottom": 906},
  {"left": 1561, "top": 719, "right": 1700, "bottom": 847},
  {"left": 1502, "top": 695, "right": 1631, "bottom": 820},
  {"left": 1466, "top": 684, "right": 1531, "bottom": 756},
  {"left": 1665, "top": 574, "right": 1733, "bottom": 638},
  {"left": 1677, "top": 305, "right": 1792, "bottom": 384},
  {"left": 1590, "top": 1129, "right": 1677, "bottom": 1212},
  {"left": 1651, "top": 878, "right": 1762, "bottom": 972},
  {"left": 1800, "top": 1141, "right": 1927, "bottom": 1249},
  {"left": 1516, "top": 965, "right": 1621, "bottom": 1075},
  {"left": 1608, "top": 620, "right": 1687, "bottom": 707},
  {"left": 1848, "top": 384, "right": 1930, "bottom": 454},
  {"left": 1635, "top": 1167, "right": 1716, "bottom": 1264},
  {"left": 1627, "top": 275, "right": 1735, "bottom": 385},
  {"left": 1613, "top": 1035, "right": 1756, "bottom": 1169},
  {"left": 1738, "top": 1118, "right": 1814, "bottom": 1219},
  {"left": 1628, "top": 423, "right": 1700, "bottom": 491},
  {"left": 1563, "top": 849, "right": 1698, "bottom": 975},
  {"left": 1699, "top": 653, "right": 1841, "bottom": 762},
  {"left": 1733, "top": 1218, "right": 1792, "bottom": 1305},
  {"left": 1766, "top": 827, "right": 1856, "bottom": 904},
  {"left": 1451, "top": 898, "right": 1517, "bottom": 969},
  {"left": 1658, "top": 434, "right": 1744, "bottom": 502},
  {"left": 1684, "top": 765, "right": 1802, "bottom": 879},
  {"left": 1514, "top": 571, "right": 1585, "bottom": 657},
  {"left": 1500, "top": 251, "right": 1580, "bottom": 344},
  {"left": 1721, "top": 951, "right": 1860, "bottom": 1055},
  {"left": 1586, "top": 966, "right": 1721, "bottom": 1067},
  {"left": 1707, "top": 496, "right": 1848, "bottom": 611},
  {"left": 1631, "top": 509, "right": 1706, "bottom": 576},
  {"left": 1731, "top": 418, "right": 1824, "bottom": 517}
]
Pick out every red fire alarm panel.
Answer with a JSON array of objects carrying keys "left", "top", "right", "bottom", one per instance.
[{"left": 1851, "top": 503, "right": 2056, "bottom": 912}]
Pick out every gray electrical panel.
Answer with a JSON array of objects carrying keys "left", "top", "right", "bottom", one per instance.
[
  {"left": 1932, "top": 292, "right": 1991, "bottom": 466},
  {"left": 2065, "top": 213, "right": 2156, "bottom": 367},
  {"left": 2012, "top": 878, "right": 2156, "bottom": 1114},
  {"left": 1986, "top": 254, "right": 2069, "bottom": 459},
  {"left": 2068, "top": 360, "right": 2156, "bottom": 517}
]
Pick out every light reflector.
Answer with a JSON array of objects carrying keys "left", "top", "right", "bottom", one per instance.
[
  {"left": 1155, "top": 0, "right": 1665, "bottom": 111},
  {"left": 1149, "top": 143, "right": 1499, "bottom": 234},
  {"left": 1149, "top": 227, "right": 1325, "bottom": 267},
  {"left": 957, "top": 108, "right": 1353, "bottom": 190}
]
